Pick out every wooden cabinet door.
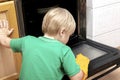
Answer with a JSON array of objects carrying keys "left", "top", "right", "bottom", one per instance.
[{"left": 0, "top": 1, "right": 21, "bottom": 80}]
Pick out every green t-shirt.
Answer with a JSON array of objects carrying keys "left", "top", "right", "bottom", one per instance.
[{"left": 10, "top": 36, "right": 80, "bottom": 80}]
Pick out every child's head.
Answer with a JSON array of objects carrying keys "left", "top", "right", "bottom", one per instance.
[{"left": 42, "top": 7, "right": 76, "bottom": 44}]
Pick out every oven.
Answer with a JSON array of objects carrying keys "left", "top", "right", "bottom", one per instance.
[{"left": 14, "top": 0, "right": 120, "bottom": 79}]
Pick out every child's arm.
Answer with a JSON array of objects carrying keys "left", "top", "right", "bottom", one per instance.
[
  {"left": 69, "top": 70, "right": 84, "bottom": 80},
  {"left": 0, "top": 20, "right": 13, "bottom": 48}
]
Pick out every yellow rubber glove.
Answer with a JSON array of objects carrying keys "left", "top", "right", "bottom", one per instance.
[{"left": 76, "top": 53, "right": 90, "bottom": 80}]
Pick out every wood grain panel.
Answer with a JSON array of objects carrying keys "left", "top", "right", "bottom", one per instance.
[{"left": 0, "top": 1, "right": 21, "bottom": 79}]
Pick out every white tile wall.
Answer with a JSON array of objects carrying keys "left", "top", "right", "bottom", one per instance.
[
  {"left": 86, "top": 7, "right": 94, "bottom": 36},
  {"left": 87, "top": 0, "right": 120, "bottom": 8},
  {"left": 93, "top": 29, "right": 120, "bottom": 47},
  {"left": 87, "top": 0, "right": 120, "bottom": 47}
]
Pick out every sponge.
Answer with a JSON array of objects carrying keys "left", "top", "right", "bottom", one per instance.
[{"left": 76, "top": 53, "right": 90, "bottom": 80}]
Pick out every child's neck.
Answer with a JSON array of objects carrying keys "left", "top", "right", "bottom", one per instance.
[{"left": 44, "top": 34, "right": 55, "bottom": 39}]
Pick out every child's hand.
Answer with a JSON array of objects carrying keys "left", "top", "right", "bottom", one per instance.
[{"left": 0, "top": 19, "right": 13, "bottom": 36}]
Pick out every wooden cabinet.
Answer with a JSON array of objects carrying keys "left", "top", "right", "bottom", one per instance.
[{"left": 0, "top": 1, "right": 21, "bottom": 80}]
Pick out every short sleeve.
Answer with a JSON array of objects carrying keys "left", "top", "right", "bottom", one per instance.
[
  {"left": 10, "top": 36, "right": 26, "bottom": 52},
  {"left": 62, "top": 48, "right": 80, "bottom": 77}
]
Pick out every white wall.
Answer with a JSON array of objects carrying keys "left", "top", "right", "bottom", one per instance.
[{"left": 87, "top": 0, "right": 120, "bottom": 47}]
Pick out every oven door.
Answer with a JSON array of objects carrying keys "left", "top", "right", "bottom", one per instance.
[{"left": 71, "top": 39, "right": 120, "bottom": 77}]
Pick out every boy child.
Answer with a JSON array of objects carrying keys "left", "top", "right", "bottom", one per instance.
[{"left": 0, "top": 7, "right": 84, "bottom": 80}]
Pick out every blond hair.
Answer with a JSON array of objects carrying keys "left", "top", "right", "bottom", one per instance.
[{"left": 42, "top": 7, "right": 76, "bottom": 36}]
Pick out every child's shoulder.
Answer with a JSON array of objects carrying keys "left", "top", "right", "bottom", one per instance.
[{"left": 21, "top": 35, "right": 39, "bottom": 41}]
